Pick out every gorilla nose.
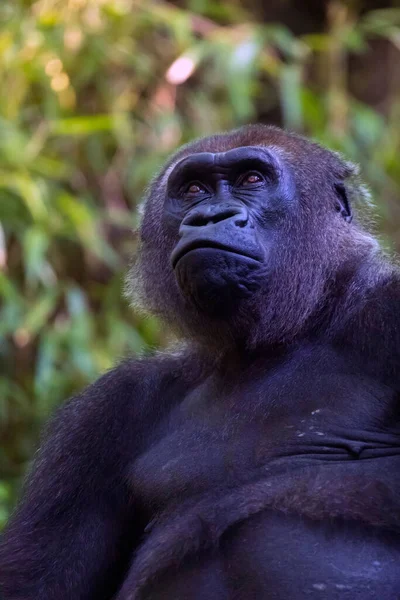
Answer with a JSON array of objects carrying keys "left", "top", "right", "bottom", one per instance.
[{"left": 180, "top": 205, "right": 248, "bottom": 231}]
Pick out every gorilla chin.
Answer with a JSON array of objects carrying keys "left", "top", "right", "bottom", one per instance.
[{"left": 173, "top": 246, "right": 264, "bottom": 315}]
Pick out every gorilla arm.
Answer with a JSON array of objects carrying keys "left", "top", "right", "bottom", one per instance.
[
  {"left": 338, "top": 272, "right": 400, "bottom": 393},
  {"left": 0, "top": 365, "right": 139, "bottom": 600},
  {"left": 0, "top": 356, "right": 191, "bottom": 600}
]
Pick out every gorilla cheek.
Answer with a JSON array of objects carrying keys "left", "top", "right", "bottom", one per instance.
[{"left": 174, "top": 249, "right": 263, "bottom": 314}]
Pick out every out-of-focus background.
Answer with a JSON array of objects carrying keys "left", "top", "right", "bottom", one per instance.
[{"left": 1, "top": 0, "right": 400, "bottom": 525}]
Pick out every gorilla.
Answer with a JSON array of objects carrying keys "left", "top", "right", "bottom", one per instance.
[{"left": 1, "top": 125, "right": 399, "bottom": 600}]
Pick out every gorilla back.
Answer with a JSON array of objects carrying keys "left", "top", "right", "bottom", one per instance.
[{"left": 1, "top": 125, "right": 400, "bottom": 600}]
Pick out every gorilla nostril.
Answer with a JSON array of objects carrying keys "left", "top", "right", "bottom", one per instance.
[
  {"left": 188, "top": 214, "right": 210, "bottom": 227},
  {"left": 184, "top": 207, "right": 248, "bottom": 228},
  {"left": 234, "top": 216, "right": 247, "bottom": 228},
  {"left": 212, "top": 209, "right": 242, "bottom": 225}
]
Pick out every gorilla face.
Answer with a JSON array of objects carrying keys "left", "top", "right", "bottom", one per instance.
[
  {"left": 131, "top": 125, "right": 362, "bottom": 345},
  {"left": 165, "top": 146, "right": 297, "bottom": 314}
]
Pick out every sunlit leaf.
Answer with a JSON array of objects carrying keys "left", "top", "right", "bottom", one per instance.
[
  {"left": 23, "top": 290, "right": 58, "bottom": 336},
  {"left": 49, "top": 115, "right": 125, "bottom": 136},
  {"left": 0, "top": 173, "right": 48, "bottom": 221},
  {"left": 23, "top": 227, "right": 51, "bottom": 285}
]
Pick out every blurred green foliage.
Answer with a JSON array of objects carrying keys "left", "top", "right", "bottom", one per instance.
[{"left": 1, "top": 0, "right": 400, "bottom": 525}]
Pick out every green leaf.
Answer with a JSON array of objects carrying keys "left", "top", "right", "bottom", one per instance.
[
  {"left": 23, "top": 290, "right": 58, "bottom": 336},
  {"left": 49, "top": 115, "right": 125, "bottom": 137},
  {"left": 279, "top": 64, "right": 303, "bottom": 130},
  {"left": 23, "top": 227, "right": 52, "bottom": 285},
  {"left": 0, "top": 173, "right": 48, "bottom": 221}
]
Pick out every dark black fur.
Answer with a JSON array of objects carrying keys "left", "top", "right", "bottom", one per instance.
[{"left": 1, "top": 125, "right": 399, "bottom": 600}]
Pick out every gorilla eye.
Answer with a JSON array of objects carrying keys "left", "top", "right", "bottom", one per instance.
[
  {"left": 184, "top": 183, "right": 206, "bottom": 196},
  {"left": 239, "top": 172, "right": 264, "bottom": 186}
]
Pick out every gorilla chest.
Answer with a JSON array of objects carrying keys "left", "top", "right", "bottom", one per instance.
[
  {"left": 128, "top": 374, "right": 400, "bottom": 600},
  {"left": 131, "top": 408, "right": 262, "bottom": 507},
  {"left": 130, "top": 370, "right": 398, "bottom": 510}
]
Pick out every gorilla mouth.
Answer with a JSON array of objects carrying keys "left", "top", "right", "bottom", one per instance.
[{"left": 171, "top": 240, "right": 261, "bottom": 269}]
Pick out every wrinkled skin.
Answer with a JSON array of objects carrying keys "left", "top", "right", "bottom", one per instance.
[{"left": 1, "top": 125, "right": 399, "bottom": 600}]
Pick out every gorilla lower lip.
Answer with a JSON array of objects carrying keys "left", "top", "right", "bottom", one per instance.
[{"left": 172, "top": 241, "right": 260, "bottom": 268}]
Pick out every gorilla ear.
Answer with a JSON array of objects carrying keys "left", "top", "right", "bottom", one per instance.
[{"left": 334, "top": 182, "right": 353, "bottom": 223}]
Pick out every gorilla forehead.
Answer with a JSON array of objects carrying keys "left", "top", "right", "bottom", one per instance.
[
  {"left": 168, "top": 145, "right": 279, "bottom": 175},
  {"left": 164, "top": 125, "right": 351, "bottom": 178}
]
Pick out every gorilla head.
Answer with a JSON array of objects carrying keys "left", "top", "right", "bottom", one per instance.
[{"left": 129, "top": 125, "right": 376, "bottom": 348}]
